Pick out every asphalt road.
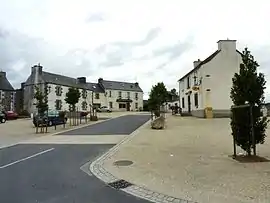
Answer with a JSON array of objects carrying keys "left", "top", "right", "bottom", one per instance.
[
  {"left": 0, "top": 144, "right": 151, "bottom": 203},
  {"left": 58, "top": 114, "right": 150, "bottom": 135}
]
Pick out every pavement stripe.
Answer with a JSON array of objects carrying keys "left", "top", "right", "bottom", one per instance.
[{"left": 0, "top": 148, "right": 54, "bottom": 169}]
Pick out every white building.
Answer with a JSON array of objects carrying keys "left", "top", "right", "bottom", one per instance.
[
  {"left": 0, "top": 71, "right": 15, "bottom": 111},
  {"left": 23, "top": 64, "right": 144, "bottom": 114},
  {"left": 178, "top": 39, "right": 242, "bottom": 118}
]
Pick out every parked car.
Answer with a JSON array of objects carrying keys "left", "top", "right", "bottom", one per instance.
[
  {"left": 97, "top": 106, "right": 112, "bottom": 112},
  {"left": 0, "top": 111, "right": 6, "bottom": 123},
  {"left": 5, "top": 111, "right": 18, "bottom": 120},
  {"left": 33, "top": 110, "right": 68, "bottom": 127}
]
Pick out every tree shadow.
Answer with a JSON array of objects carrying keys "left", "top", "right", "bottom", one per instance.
[{"left": 229, "top": 155, "right": 270, "bottom": 163}]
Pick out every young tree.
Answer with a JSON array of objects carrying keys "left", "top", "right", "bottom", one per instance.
[
  {"left": 34, "top": 86, "right": 48, "bottom": 116},
  {"left": 230, "top": 48, "right": 268, "bottom": 156},
  {"left": 148, "top": 82, "right": 168, "bottom": 115},
  {"left": 65, "top": 87, "right": 81, "bottom": 125}
]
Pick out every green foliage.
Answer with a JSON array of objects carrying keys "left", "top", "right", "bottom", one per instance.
[
  {"left": 230, "top": 47, "right": 268, "bottom": 155},
  {"left": 148, "top": 82, "right": 168, "bottom": 110},
  {"left": 167, "top": 88, "right": 179, "bottom": 102},
  {"left": 65, "top": 87, "right": 81, "bottom": 111},
  {"left": 34, "top": 86, "right": 48, "bottom": 116}
]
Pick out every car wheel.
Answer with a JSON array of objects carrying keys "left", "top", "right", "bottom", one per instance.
[
  {"left": 48, "top": 121, "right": 53, "bottom": 126},
  {"left": 1, "top": 118, "right": 6, "bottom": 123}
]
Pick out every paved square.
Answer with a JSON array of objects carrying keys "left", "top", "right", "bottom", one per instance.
[{"left": 102, "top": 116, "right": 270, "bottom": 203}]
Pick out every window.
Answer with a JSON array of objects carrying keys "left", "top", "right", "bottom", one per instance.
[
  {"left": 55, "top": 86, "right": 62, "bottom": 96},
  {"left": 82, "top": 101, "right": 87, "bottom": 110},
  {"left": 119, "top": 103, "right": 126, "bottom": 108},
  {"left": 55, "top": 100, "right": 62, "bottom": 110},
  {"left": 127, "top": 92, "right": 130, "bottom": 99},
  {"left": 118, "top": 91, "right": 122, "bottom": 98},
  {"left": 182, "top": 97, "right": 185, "bottom": 108},
  {"left": 194, "top": 93, "right": 198, "bottom": 107},
  {"left": 95, "top": 93, "right": 100, "bottom": 99},
  {"left": 193, "top": 75, "right": 197, "bottom": 86},
  {"left": 82, "top": 89, "right": 87, "bottom": 99},
  {"left": 135, "top": 102, "right": 138, "bottom": 109},
  {"left": 135, "top": 92, "right": 138, "bottom": 100},
  {"left": 109, "top": 102, "right": 113, "bottom": 108},
  {"left": 187, "top": 77, "right": 190, "bottom": 89},
  {"left": 109, "top": 91, "right": 112, "bottom": 97}
]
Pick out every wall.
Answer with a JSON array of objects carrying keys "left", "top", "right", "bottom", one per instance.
[
  {"left": 105, "top": 89, "right": 143, "bottom": 111},
  {"left": 0, "top": 90, "right": 15, "bottom": 111},
  {"left": 47, "top": 83, "right": 94, "bottom": 112},
  {"left": 179, "top": 41, "right": 242, "bottom": 117}
]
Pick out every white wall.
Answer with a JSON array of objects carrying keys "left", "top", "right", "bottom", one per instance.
[
  {"left": 105, "top": 89, "right": 143, "bottom": 111},
  {"left": 47, "top": 83, "right": 93, "bottom": 112},
  {"left": 179, "top": 40, "right": 242, "bottom": 113}
]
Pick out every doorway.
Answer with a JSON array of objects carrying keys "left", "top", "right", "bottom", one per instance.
[{"left": 126, "top": 103, "right": 130, "bottom": 111}]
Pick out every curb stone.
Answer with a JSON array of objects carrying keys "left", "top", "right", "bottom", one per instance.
[{"left": 89, "top": 115, "right": 197, "bottom": 203}]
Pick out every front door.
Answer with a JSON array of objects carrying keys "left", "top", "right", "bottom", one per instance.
[
  {"left": 126, "top": 103, "right": 130, "bottom": 111},
  {"left": 187, "top": 95, "right": 191, "bottom": 113}
]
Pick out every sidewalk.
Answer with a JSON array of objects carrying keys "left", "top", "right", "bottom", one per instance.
[{"left": 101, "top": 115, "right": 270, "bottom": 203}]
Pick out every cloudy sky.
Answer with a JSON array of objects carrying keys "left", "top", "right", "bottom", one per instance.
[{"left": 0, "top": 0, "right": 270, "bottom": 100}]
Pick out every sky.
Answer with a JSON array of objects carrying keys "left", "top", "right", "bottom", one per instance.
[{"left": 0, "top": 0, "right": 270, "bottom": 101}]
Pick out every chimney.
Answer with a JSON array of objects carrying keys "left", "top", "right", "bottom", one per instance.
[
  {"left": 217, "top": 39, "right": 236, "bottom": 52},
  {"left": 98, "top": 78, "right": 103, "bottom": 83},
  {"left": 77, "top": 77, "right": 86, "bottom": 83},
  {"left": 135, "top": 82, "right": 139, "bottom": 87},
  {"left": 193, "top": 59, "right": 201, "bottom": 68},
  {"left": 0, "top": 71, "right": 6, "bottom": 77},
  {"left": 21, "top": 82, "right": 25, "bottom": 89},
  {"left": 31, "top": 63, "right": 43, "bottom": 75}
]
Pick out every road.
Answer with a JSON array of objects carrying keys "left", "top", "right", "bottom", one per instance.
[
  {"left": 0, "top": 114, "right": 151, "bottom": 203},
  {"left": 58, "top": 114, "right": 150, "bottom": 135}
]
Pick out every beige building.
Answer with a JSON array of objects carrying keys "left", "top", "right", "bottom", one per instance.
[
  {"left": 23, "top": 64, "right": 144, "bottom": 114},
  {"left": 178, "top": 39, "right": 242, "bottom": 118}
]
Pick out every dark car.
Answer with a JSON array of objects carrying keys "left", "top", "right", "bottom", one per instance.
[
  {"left": 33, "top": 110, "right": 67, "bottom": 127},
  {"left": 0, "top": 111, "right": 6, "bottom": 123}
]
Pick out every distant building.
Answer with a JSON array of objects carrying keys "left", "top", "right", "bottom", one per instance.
[
  {"left": 178, "top": 39, "right": 243, "bottom": 118},
  {"left": 23, "top": 64, "right": 144, "bottom": 114},
  {"left": 0, "top": 71, "right": 15, "bottom": 111}
]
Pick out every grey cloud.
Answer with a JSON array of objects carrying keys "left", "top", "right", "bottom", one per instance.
[{"left": 0, "top": 27, "right": 96, "bottom": 88}]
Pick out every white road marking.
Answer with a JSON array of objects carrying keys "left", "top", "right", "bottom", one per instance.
[{"left": 0, "top": 148, "right": 54, "bottom": 169}]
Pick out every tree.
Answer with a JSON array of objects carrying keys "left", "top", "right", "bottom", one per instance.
[
  {"left": 65, "top": 87, "right": 81, "bottom": 112},
  {"left": 148, "top": 82, "right": 168, "bottom": 112},
  {"left": 230, "top": 47, "right": 268, "bottom": 156},
  {"left": 167, "top": 88, "right": 179, "bottom": 102},
  {"left": 65, "top": 87, "right": 81, "bottom": 126},
  {"left": 34, "top": 86, "right": 48, "bottom": 116}
]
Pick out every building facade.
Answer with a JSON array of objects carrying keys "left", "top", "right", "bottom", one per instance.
[
  {"left": 0, "top": 71, "right": 15, "bottom": 111},
  {"left": 178, "top": 40, "right": 242, "bottom": 118},
  {"left": 23, "top": 64, "right": 143, "bottom": 114}
]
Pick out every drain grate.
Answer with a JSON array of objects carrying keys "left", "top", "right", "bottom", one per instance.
[
  {"left": 108, "top": 179, "right": 133, "bottom": 189},
  {"left": 113, "top": 160, "right": 133, "bottom": 166}
]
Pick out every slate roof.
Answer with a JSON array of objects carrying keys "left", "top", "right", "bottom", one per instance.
[
  {"left": 178, "top": 49, "right": 243, "bottom": 82},
  {"left": 100, "top": 80, "right": 143, "bottom": 92},
  {"left": 0, "top": 72, "right": 14, "bottom": 91}
]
